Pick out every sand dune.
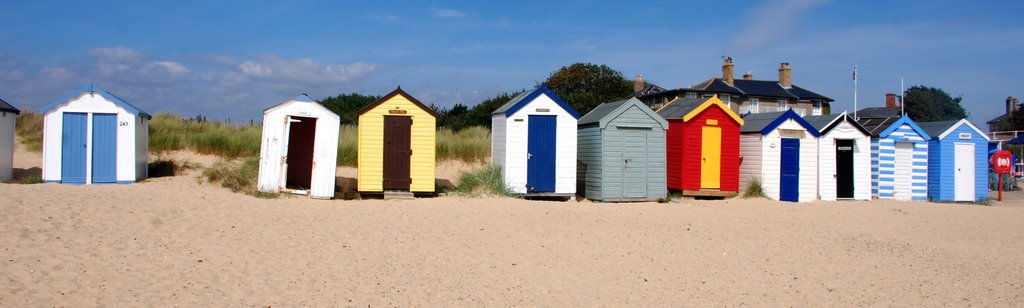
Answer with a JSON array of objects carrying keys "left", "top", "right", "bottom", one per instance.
[{"left": 2, "top": 143, "right": 1023, "bottom": 306}]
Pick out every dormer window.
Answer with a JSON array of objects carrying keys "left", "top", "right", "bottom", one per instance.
[
  {"left": 779, "top": 100, "right": 788, "bottom": 111},
  {"left": 812, "top": 101, "right": 822, "bottom": 116}
]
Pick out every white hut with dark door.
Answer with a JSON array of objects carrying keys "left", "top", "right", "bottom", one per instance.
[
  {"left": 257, "top": 95, "right": 340, "bottom": 199},
  {"left": 804, "top": 111, "right": 872, "bottom": 201},
  {"left": 0, "top": 97, "right": 19, "bottom": 181}
]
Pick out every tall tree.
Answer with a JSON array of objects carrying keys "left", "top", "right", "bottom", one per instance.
[
  {"left": 902, "top": 85, "right": 967, "bottom": 122},
  {"left": 318, "top": 93, "right": 381, "bottom": 124},
  {"left": 544, "top": 63, "right": 634, "bottom": 115}
]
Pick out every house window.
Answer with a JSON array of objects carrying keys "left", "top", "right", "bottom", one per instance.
[
  {"left": 812, "top": 101, "right": 822, "bottom": 116},
  {"left": 721, "top": 95, "right": 731, "bottom": 108},
  {"left": 686, "top": 92, "right": 697, "bottom": 99},
  {"left": 779, "top": 100, "right": 788, "bottom": 112},
  {"left": 749, "top": 98, "right": 759, "bottom": 113}
]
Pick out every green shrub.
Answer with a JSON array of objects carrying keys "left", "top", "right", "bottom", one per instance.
[
  {"left": 453, "top": 164, "right": 514, "bottom": 197},
  {"left": 22, "top": 176, "right": 43, "bottom": 184},
  {"left": 149, "top": 113, "right": 262, "bottom": 158},
  {"left": 202, "top": 157, "right": 277, "bottom": 198},
  {"left": 743, "top": 179, "right": 766, "bottom": 198},
  {"left": 15, "top": 112, "right": 44, "bottom": 152},
  {"left": 337, "top": 124, "right": 358, "bottom": 166},
  {"left": 436, "top": 126, "right": 490, "bottom": 162}
]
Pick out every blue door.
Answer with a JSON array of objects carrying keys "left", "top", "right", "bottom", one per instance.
[
  {"left": 779, "top": 138, "right": 800, "bottom": 202},
  {"left": 61, "top": 113, "right": 88, "bottom": 183},
  {"left": 91, "top": 114, "right": 118, "bottom": 183},
  {"left": 526, "top": 115, "right": 557, "bottom": 192}
]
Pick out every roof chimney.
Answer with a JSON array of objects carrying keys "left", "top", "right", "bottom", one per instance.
[
  {"left": 743, "top": 71, "right": 753, "bottom": 80},
  {"left": 886, "top": 93, "right": 897, "bottom": 109},
  {"left": 722, "top": 57, "right": 734, "bottom": 85},
  {"left": 778, "top": 62, "right": 792, "bottom": 88},
  {"left": 634, "top": 74, "right": 644, "bottom": 92},
  {"left": 1008, "top": 96, "right": 1017, "bottom": 115}
]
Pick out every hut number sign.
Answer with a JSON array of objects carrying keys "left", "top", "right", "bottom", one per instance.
[{"left": 959, "top": 133, "right": 972, "bottom": 140}]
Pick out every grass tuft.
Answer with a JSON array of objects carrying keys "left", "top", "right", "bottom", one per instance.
[
  {"left": 201, "top": 157, "right": 277, "bottom": 198},
  {"left": 22, "top": 176, "right": 43, "bottom": 184},
  {"left": 15, "top": 112, "right": 44, "bottom": 152},
  {"left": 149, "top": 113, "right": 262, "bottom": 158},
  {"left": 743, "top": 179, "right": 766, "bottom": 198},
  {"left": 436, "top": 126, "right": 491, "bottom": 163},
  {"left": 453, "top": 164, "right": 514, "bottom": 197}
]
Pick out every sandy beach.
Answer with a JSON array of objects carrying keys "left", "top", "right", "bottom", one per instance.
[{"left": 2, "top": 141, "right": 1023, "bottom": 306}]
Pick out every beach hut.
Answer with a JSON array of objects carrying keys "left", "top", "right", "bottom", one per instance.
[
  {"left": 657, "top": 95, "right": 744, "bottom": 197},
  {"left": 491, "top": 85, "right": 579, "bottom": 197},
  {"left": 857, "top": 115, "right": 930, "bottom": 201},
  {"left": 0, "top": 98, "right": 19, "bottom": 181},
  {"left": 39, "top": 84, "right": 150, "bottom": 184},
  {"left": 257, "top": 95, "right": 340, "bottom": 199},
  {"left": 804, "top": 112, "right": 872, "bottom": 201},
  {"left": 357, "top": 87, "right": 436, "bottom": 194},
  {"left": 739, "top": 110, "right": 819, "bottom": 202},
  {"left": 918, "top": 119, "right": 990, "bottom": 202},
  {"left": 577, "top": 97, "right": 667, "bottom": 202}
]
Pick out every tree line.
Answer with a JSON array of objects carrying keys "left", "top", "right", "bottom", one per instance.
[
  {"left": 317, "top": 62, "right": 979, "bottom": 130},
  {"left": 316, "top": 63, "right": 636, "bottom": 130}
]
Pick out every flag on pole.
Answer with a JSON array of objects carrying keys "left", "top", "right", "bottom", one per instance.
[{"left": 852, "top": 66, "right": 857, "bottom": 80}]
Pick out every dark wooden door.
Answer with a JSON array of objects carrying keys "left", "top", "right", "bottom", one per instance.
[
  {"left": 383, "top": 116, "right": 412, "bottom": 190},
  {"left": 835, "top": 139, "right": 855, "bottom": 198},
  {"left": 286, "top": 116, "right": 317, "bottom": 189}
]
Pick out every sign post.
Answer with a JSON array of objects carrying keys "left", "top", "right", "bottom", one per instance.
[{"left": 992, "top": 150, "right": 1013, "bottom": 201}]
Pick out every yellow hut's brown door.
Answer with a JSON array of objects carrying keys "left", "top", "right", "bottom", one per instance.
[{"left": 383, "top": 116, "right": 412, "bottom": 190}]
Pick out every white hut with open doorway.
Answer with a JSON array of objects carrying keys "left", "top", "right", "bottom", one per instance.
[{"left": 257, "top": 95, "right": 340, "bottom": 199}]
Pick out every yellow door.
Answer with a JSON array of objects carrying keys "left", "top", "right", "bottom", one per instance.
[{"left": 701, "top": 125, "right": 721, "bottom": 189}]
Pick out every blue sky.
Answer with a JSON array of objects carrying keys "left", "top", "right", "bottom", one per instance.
[{"left": 1, "top": 0, "right": 1022, "bottom": 128}]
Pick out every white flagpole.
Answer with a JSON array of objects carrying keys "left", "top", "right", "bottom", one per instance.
[
  {"left": 854, "top": 65, "right": 858, "bottom": 120},
  {"left": 901, "top": 77, "right": 905, "bottom": 115}
]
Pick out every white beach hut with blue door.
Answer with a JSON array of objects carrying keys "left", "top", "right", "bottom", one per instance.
[
  {"left": 0, "top": 98, "right": 19, "bottom": 181},
  {"left": 39, "top": 84, "right": 150, "bottom": 184},
  {"left": 918, "top": 119, "right": 989, "bottom": 202},
  {"left": 491, "top": 85, "right": 579, "bottom": 198},
  {"left": 857, "top": 115, "right": 930, "bottom": 201},
  {"left": 739, "top": 109, "right": 820, "bottom": 202}
]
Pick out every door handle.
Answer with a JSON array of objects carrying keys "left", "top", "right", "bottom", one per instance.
[{"left": 528, "top": 153, "right": 532, "bottom": 159}]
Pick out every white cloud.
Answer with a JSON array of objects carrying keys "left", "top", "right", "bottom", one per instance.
[
  {"left": 725, "top": 0, "right": 830, "bottom": 55},
  {"left": 144, "top": 61, "right": 190, "bottom": 76},
  {"left": 237, "top": 56, "right": 380, "bottom": 84},
  {"left": 429, "top": 7, "right": 466, "bottom": 18},
  {"left": 366, "top": 14, "right": 400, "bottom": 24},
  {"left": 87, "top": 47, "right": 143, "bottom": 62}
]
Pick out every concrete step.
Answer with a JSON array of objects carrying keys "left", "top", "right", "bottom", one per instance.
[{"left": 383, "top": 191, "right": 415, "bottom": 200}]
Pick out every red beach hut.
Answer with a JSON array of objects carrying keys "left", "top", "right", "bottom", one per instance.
[{"left": 656, "top": 95, "right": 744, "bottom": 197}]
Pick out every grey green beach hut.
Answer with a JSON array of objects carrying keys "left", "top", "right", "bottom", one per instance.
[{"left": 577, "top": 97, "right": 668, "bottom": 202}]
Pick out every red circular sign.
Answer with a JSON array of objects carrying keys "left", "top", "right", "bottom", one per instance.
[{"left": 992, "top": 150, "right": 1013, "bottom": 174}]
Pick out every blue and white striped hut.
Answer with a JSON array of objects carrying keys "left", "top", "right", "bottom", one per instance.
[{"left": 858, "top": 115, "right": 930, "bottom": 201}]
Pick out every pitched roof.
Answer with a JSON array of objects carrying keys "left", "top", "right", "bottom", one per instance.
[
  {"left": 659, "top": 78, "right": 833, "bottom": 102},
  {"left": 0, "top": 97, "right": 19, "bottom": 114},
  {"left": 655, "top": 97, "right": 706, "bottom": 118},
  {"left": 39, "top": 83, "right": 151, "bottom": 119},
  {"left": 804, "top": 111, "right": 870, "bottom": 136},
  {"left": 877, "top": 115, "right": 931, "bottom": 139},
  {"left": 987, "top": 113, "right": 1010, "bottom": 125},
  {"left": 634, "top": 84, "right": 667, "bottom": 97},
  {"left": 578, "top": 97, "right": 667, "bottom": 129},
  {"left": 917, "top": 119, "right": 989, "bottom": 141},
  {"left": 357, "top": 86, "right": 437, "bottom": 117},
  {"left": 857, "top": 117, "right": 901, "bottom": 137},
  {"left": 263, "top": 94, "right": 340, "bottom": 120},
  {"left": 855, "top": 107, "right": 900, "bottom": 119},
  {"left": 741, "top": 109, "right": 820, "bottom": 136},
  {"left": 492, "top": 85, "right": 580, "bottom": 119},
  {"left": 656, "top": 95, "right": 743, "bottom": 125}
]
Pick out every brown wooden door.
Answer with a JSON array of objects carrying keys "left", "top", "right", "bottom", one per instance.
[
  {"left": 383, "top": 116, "right": 412, "bottom": 190},
  {"left": 286, "top": 116, "right": 317, "bottom": 189}
]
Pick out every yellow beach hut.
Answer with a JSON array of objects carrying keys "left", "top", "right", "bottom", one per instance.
[{"left": 357, "top": 87, "right": 437, "bottom": 194}]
